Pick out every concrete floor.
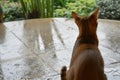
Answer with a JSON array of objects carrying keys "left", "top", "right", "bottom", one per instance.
[{"left": 0, "top": 18, "right": 120, "bottom": 80}]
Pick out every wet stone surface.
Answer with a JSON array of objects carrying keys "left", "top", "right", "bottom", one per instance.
[{"left": 0, "top": 18, "right": 120, "bottom": 80}]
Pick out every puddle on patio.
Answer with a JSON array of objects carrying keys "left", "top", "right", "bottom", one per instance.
[{"left": 0, "top": 18, "right": 120, "bottom": 80}]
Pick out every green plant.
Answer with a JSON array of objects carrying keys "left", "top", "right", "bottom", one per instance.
[
  {"left": 9, "top": 0, "right": 18, "bottom": 2},
  {"left": 2, "top": 2, "right": 24, "bottom": 22},
  {"left": 54, "top": 0, "right": 97, "bottom": 18},
  {"left": 54, "top": 0, "right": 75, "bottom": 9},
  {"left": 54, "top": 0, "right": 66, "bottom": 8},
  {"left": 96, "top": 0, "right": 120, "bottom": 20},
  {"left": 19, "top": 0, "right": 54, "bottom": 19}
]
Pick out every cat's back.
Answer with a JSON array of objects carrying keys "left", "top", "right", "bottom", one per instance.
[{"left": 72, "top": 48, "right": 105, "bottom": 80}]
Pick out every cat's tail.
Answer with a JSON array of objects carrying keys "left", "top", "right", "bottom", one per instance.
[{"left": 61, "top": 66, "right": 67, "bottom": 80}]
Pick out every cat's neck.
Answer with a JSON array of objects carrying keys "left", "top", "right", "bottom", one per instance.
[{"left": 77, "top": 35, "right": 98, "bottom": 46}]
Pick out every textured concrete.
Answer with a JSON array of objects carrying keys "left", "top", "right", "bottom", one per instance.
[{"left": 0, "top": 18, "right": 120, "bottom": 80}]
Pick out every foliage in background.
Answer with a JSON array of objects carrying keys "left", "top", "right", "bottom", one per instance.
[
  {"left": 0, "top": 2, "right": 3, "bottom": 22},
  {"left": 96, "top": 0, "right": 120, "bottom": 20},
  {"left": 9, "top": 0, "right": 18, "bottom": 2},
  {"left": 54, "top": 0, "right": 75, "bottom": 9},
  {"left": 54, "top": 0, "right": 97, "bottom": 18},
  {"left": 19, "top": 0, "right": 54, "bottom": 19},
  {"left": 2, "top": 2, "right": 24, "bottom": 21},
  {"left": 1, "top": 0, "right": 120, "bottom": 22}
]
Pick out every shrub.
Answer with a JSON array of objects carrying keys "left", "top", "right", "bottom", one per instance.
[
  {"left": 54, "top": 0, "right": 97, "bottom": 18},
  {"left": 96, "top": 0, "right": 120, "bottom": 20},
  {"left": 2, "top": 2, "right": 24, "bottom": 22},
  {"left": 54, "top": 0, "right": 75, "bottom": 9}
]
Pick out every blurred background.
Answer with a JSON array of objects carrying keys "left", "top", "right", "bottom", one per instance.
[{"left": 0, "top": 0, "right": 120, "bottom": 22}]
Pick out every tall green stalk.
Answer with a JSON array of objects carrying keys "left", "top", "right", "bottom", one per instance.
[{"left": 19, "top": 0, "right": 54, "bottom": 19}]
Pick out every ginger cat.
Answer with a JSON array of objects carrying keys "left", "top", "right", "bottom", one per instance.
[{"left": 61, "top": 8, "right": 107, "bottom": 80}]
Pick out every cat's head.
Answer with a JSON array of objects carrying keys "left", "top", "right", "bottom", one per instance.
[{"left": 72, "top": 8, "right": 99, "bottom": 36}]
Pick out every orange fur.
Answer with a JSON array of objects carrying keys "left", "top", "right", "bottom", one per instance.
[{"left": 61, "top": 8, "right": 107, "bottom": 80}]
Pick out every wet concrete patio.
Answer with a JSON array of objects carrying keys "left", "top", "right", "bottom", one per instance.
[{"left": 0, "top": 18, "right": 120, "bottom": 80}]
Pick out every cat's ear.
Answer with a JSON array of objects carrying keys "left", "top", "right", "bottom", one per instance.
[
  {"left": 72, "top": 12, "right": 80, "bottom": 20},
  {"left": 90, "top": 8, "right": 99, "bottom": 21}
]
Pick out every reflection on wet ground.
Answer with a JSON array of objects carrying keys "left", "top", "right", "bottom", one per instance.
[{"left": 0, "top": 18, "right": 120, "bottom": 80}]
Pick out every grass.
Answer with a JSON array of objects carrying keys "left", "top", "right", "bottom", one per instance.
[{"left": 19, "top": 0, "right": 54, "bottom": 19}]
